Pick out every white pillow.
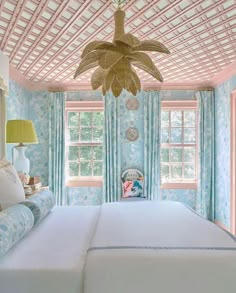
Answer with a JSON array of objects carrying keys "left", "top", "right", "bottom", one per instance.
[{"left": 0, "top": 159, "right": 25, "bottom": 210}]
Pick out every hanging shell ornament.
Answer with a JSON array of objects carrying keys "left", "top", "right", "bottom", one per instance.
[{"left": 74, "top": 5, "right": 170, "bottom": 97}]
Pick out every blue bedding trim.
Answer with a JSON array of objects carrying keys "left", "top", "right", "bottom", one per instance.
[{"left": 88, "top": 246, "right": 236, "bottom": 252}]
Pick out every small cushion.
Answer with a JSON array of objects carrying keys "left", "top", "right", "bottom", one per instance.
[
  {"left": 20, "top": 190, "right": 55, "bottom": 225},
  {"left": 0, "top": 204, "right": 34, "bottom": 256},
  {"left": 123, "top": 179, "right": 144, "bottom": 198},
  {"left": 0, "top": 159, "right": 25, "bottom": 211}
]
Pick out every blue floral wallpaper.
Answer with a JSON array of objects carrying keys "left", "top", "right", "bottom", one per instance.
[
  {"left": 66, "top": 91, "right": 102, "bottom": 101},
  {"left": 120, "top": 91, "right": 144, "bottom": 172},
  {"left": 67, "top": 187, "right": 103, "bottom": 205},
  {"left": 214, "top": 75, "right": 236, "bottom": 228},
  {"left": 161, "top": 189, "right": 196, "bottom": 209}
]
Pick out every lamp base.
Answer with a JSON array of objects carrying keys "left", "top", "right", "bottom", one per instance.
[{"left": 14, "top": 145, "right": 30, "bottom": 174}]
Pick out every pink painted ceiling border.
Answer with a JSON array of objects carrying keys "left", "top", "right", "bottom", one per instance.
[
  {"left": 10, "top": 62, "right": 236, "bottom": 93},
  {"left": 210, "top": 61, "right": 236, "bottom": 87}
]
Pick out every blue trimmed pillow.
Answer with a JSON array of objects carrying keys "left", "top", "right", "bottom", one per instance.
[
  {"left": 0, "top": 204, "right": 34, "bottom": 257},
  {"left": 20, "top": 190, "right": 55, "bottom": 225}
]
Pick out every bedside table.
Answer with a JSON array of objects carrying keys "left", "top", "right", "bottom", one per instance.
[{"left": 25, "top": 186, "right": 49, "bottom": 198}]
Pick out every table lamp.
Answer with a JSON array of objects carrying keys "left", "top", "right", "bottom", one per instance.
[{"left": 6, "top": 120, "right": 38, "bottom": 174}]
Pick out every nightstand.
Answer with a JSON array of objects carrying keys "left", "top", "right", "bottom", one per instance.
[{"left": 25, "top": 186, "right": 49, "bottom": 198}]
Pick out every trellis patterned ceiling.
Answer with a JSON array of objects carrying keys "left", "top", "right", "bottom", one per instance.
[{"left": 0, "top": 0, "right": 235, "bottom": 90}]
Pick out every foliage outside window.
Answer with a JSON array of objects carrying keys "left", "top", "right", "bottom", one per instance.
[
  {"left": 161, "top": 101, "right": 198, "bottom": 188},
  {"left": 65, "top": 103, "right": 103, "bottom": 185}
]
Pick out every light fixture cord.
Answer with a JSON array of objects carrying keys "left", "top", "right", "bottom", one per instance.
[{"left": 112, "top": 0, "right": 126, "bottom": 9}]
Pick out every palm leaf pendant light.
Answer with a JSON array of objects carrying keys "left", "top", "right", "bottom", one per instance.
[{"left": 74, "top": 0, "right": 170, "bottom": 97}]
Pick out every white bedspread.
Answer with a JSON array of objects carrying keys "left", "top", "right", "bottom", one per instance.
[
  {"left": 84, "top": 201, "right": 236, "bottom": 293},
  {"left": 0, "top": 206, "right": 100, "bottom": 293}
]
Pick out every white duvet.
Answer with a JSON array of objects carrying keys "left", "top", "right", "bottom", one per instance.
[
  {"left": 84, "top": 201, "right": 236, "bottom": 293},
  {"left": 0, "top": 206, "right": 100, "bottom": 293}
]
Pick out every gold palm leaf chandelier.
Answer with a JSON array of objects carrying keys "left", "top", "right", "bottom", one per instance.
[{"left": 74, "top": 0, "right": 170, "bottom": 97}]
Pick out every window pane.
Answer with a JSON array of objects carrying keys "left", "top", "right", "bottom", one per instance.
[
  {"left": 93, "top": 128, "right": 103, "bottom": 142},
  {"left": 161, "top": 128, "right": 169, "bottom": 143},
  {"left": 94, "top": 146, "right": 103, "bottom": 160},
  {"left": 68, "top": 112, "right": 79, "bottom": 127},
  {"left": 94, "top": 162, "right": 103, "bottom": 176},
  {"left": 171, "top": 165, "right": 182, "bottom": 179},
  {"left": 80, "top": 146, "right": 92, "bottom": 160},
  {"left": 80, "top": 112, "right": 92, "bottom": 126},
  {"left": 80, "top": 127, "right": 92, "bottom": 141},
  {"left": 184, "top": 147, "right": 195, "bottom": 162},
  {"left": 170, "top": 128, "right": 182, "bottom": 143},
  {"left": 161, "top": 148, "right": 169, "bottom": 162},
  {"left": 171, "top": 111, "right": 182, "bottom": 127},
  {"left": 161, "top": 111, "right": 169, "bottom": 127},
  {"left": 161, "top": 165, "right": 170, "bottom": 182},
  {"left": 184, "top": 111, "right": 196, "bottom": 127},
  {"left": 69, "top": 162, "right": 79, "bottom": 176},
  {"left": 81, "top": 162, "right": 92, "bottom": 176},
  {"left": 93, "top": 112, "right": 103, "bottom": 126},
  {"left": 69, "top": 146, "right": 79, "bottom": 160},
  {"left": 69, "top": 128, "right": 79, "bottom": 142},
  {"left": 184, "top": 128, "right": 196, "bottom": 143},
  {"left": 170, "top": 148, "right": 182, "bottom": 162},
  {"left": 184, "top": 164, "right": 195, "bottom": 179}
]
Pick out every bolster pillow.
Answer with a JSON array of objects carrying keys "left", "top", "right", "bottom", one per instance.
[
  {"left": 21, "top": 190, "right": 55, "bottom": 225},
  {"left": 0, "top": 205, "right": 34, "bottom": 257}
]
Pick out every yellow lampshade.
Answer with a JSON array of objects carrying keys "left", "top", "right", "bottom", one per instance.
[{"left": 6, "top": 120, "right": 38, "bottom": 144}]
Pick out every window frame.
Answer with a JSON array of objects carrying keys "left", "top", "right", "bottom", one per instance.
[
  {"left": 160, "top": 100, "right": 198, "bottom": 190},
  {"left": 65, "top": 101, "right": 104, "bottom": 187}
]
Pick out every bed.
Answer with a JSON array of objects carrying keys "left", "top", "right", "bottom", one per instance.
[
  {"left": 0, "top": 197, "right": 236, "bottom": 293},
  {"left": 84, "top": 201, "right": 236, "bottom": 293}
]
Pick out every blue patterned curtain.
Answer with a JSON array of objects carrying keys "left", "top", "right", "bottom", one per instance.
[
  {"left": 196, "top": 91, "right": 215, "bottom": 220},
  {"left": 0, "top": 89, "right": 6, "bottom": 159},
  {"left": 49, "top": 92, "right": 66, "bottom": 205},
  {"left": 103, "top": 92, "right": 121, "bottom": 202},
  {"left": 143, "top": 91, "right": 161, "bottom": 200}
]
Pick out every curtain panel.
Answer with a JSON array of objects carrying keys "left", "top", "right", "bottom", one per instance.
[
  {"left": 49, "top": 92, "right": 66, "bottom": 205},
  {"left": 196, "top": 91, "right": 215, "bottom": 221},
  {"left": 143, "top": 91, "right": 161, "bottom": 200},
  {"left": 103, "top": 92, "right": 121, "bottom": 202}
]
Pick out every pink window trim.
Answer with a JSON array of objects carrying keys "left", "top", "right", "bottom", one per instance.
[
  {"left": 161, "top": 182, "right": 197, "bottom": 190},
  {"left": 161, "top": 100, "right": 198, "bottom": 188},
  {"left": 230, "top": 89, "right": 236, "bottom": 235},
  {"left": 66, "top": 180, "right": 103, "bottom": 188},
  {"left": 66, "top": 101, "right": 103, "bottom": 111},
  {"left": 161, "top": 100, "right": 198, "bottom": 109}
]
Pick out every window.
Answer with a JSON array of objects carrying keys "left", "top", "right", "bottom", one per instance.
[
  {"left": 65, "top": 101, "right": 104, "bottom": 187},
  {"left": 160, "top": 101, "right": 198, "bottom": 189}
]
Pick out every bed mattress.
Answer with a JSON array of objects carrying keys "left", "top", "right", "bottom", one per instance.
[
  {"left": 84, "top": 201, "right": 236, "bottom": 293},
  {"left": 0, "top": 206, "right": 100, "bottom": 293}
]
